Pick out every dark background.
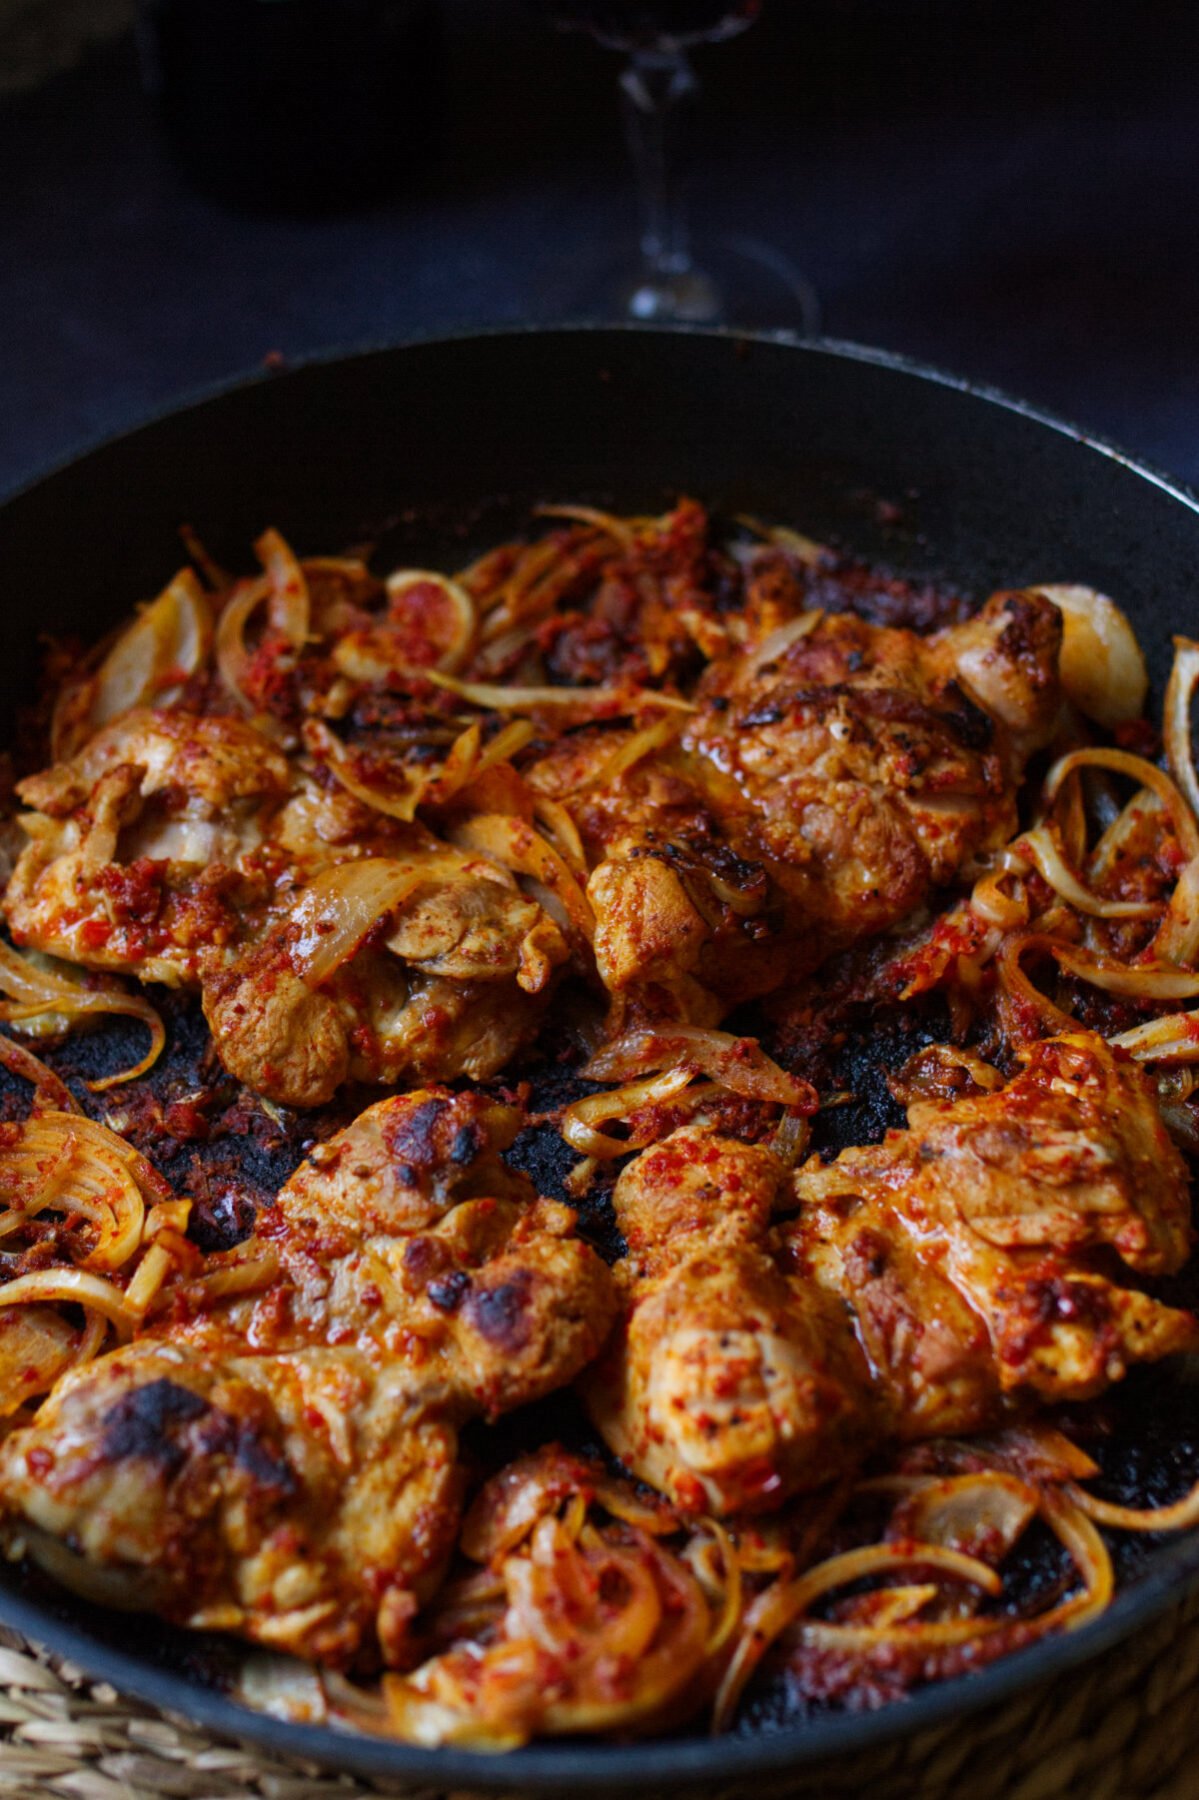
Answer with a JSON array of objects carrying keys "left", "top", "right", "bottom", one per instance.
[{"left": 2, "top": 0, "right": 1198, "bottom": 498}]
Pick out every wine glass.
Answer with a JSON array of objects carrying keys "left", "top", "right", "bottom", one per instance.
[{"left": 534, "top": 3, "right": 819, "bottom": 330}]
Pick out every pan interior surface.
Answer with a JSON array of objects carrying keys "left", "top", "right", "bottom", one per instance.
[{"left": 1, "top": 327, "right": 1199, "bottom": 1793}]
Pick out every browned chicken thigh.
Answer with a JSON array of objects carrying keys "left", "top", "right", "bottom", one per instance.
[
  {"left": 583, "top": 1126, "right": 875, "bottom": 1517},
  {"left": 201, "top": 852, "right": 567, "bottom": 1107},
  {"left": 589, "top": 1034, "right": 1197, "bottom": 1517},
  {"left": 529, "top": 589, "right": 1063, "bottom": 1026},
  {"left": 0, "top": 1090, "right": 617, "bottom": 1666},
  {"left": 793, "top": 1032, "right": 1198, "bottom": 1405},
  {"left": 6, "top": 709, "right": 291, "bottom": 984},
  {"left": 7, "top": 709, "right": 569, "bottom": 1104}
]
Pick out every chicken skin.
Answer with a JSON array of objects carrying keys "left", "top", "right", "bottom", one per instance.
[
  {"left": 588, "top": 1035, "right": 1197, "bottom": 1516},
  {"left": 528, "top": 589, "right": 1063, "bottom": 1025},
  {"left": 793, "top": 1032, "right": 1198, "bottom": 1405},
  {"left": 0, "top": 1089, "right": 617, "bottom": 1665}
]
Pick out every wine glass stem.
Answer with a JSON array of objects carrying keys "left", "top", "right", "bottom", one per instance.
[{"left": 619, "top": 47, "right": 698, "bottom": 285}]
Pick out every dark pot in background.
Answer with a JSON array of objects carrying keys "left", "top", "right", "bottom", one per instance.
[{"left": 137, "top": 0, "right": 443, "bottom": 211}]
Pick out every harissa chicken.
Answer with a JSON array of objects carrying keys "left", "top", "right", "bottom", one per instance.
[{"left": 0, "top": 502, "right": 1196, "bottom": 1745}]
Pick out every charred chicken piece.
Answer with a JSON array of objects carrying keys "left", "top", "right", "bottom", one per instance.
[
  {"left": 0, "top": 1341, "right": 463, "bottom": 1667},
  {"left": 792, "top": 1032, "right": 1199, "bottom": 1408},
  {"left": 529, "top": 590, "right": 1064, "bottom": 1026},
  {"left": 5, "top": 709, "right": 291, "bottom": 984},
  {"left": 0, "top": 1089, "right": 617, "bottom": 1665},
  {"left": 201, "top": 855, "right": 568, "bottom": 1108},
  {"left": 583, "top": 1126, "right": 875, "bottom": 1517}
]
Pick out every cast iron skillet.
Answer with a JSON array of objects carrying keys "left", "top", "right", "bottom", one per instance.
[{"left": 1, "top": 327, "right": 1199, "bottom": 1795}]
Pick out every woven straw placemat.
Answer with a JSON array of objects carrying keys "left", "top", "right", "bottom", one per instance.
[{"left": 2, "top": 1597, "right": 1199, "bottom": 1800}]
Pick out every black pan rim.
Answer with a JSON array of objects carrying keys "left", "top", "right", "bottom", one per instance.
[
  {"left": 2, "top": 324, "right": 1199, "bottom": 1790},
  {"left": 3, "top": 321, "right": 1198, "bottom": 521}
]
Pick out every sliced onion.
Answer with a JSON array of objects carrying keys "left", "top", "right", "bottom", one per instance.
[
  {"left": 1090, "top": 788, "right": 1161, "bottom": 882},
  {"left": 744, "top": 609, "right": 823, "bottom": 675},
  {"left": 91, "top": 569, "right": 212, "bottom": 731},
  {"left": 477, "top": 535, "right": 573, "bottom": 643},
  {"left": 122, "top": 1241, "right": 174, "bottom": 1317},
  {"left": 1154, "top": 857, "right": 1199, "bottom": 967},
  {"left": 303, "top": 720, "right": 429, "bottom": 822},
  {"left": 714, "top": 1540, "right": 1001, "bottom": 1731},
  {"left": 970, "top": 856, "right": 1030, "bottom": 930},
  {"left": 1044, "top": 748, "right": 1199, "bottom": 863},
  {"left": 530, "top": 798, "right": 587, "bottom": 876},
  {"left": 534, "top": 504, "right": 636, "bottom": 548},
  {"left": 560, "top": 1067, "right": 695, "bottom": 1158},
  {"left": 1016, "top": 826, "right": 1158, "bottom": 919},
  {"left": 888, "top": 1472, "right": 1038, "bottom": 1564},
  {"left": 255, "top": 529, "right": 311, "bottom": 651},
  {"left": 163, "top": 1243, "right": 281, "bottom": 1311},
  {"left": 289, "top": 860, "right": 430, "bottom": 987},
  {"left": 0, "top": 1268, "right": 139, "bottom": 1338},
  {"left": 1, "top": 1114, "right": 151, "bottom": 1271},
  {"left": 590, "top": 715, "right": 680, "bottom": 789},
  {"left": 790, "top": 1494, "right": 1110, "bottom": 1655},
  {"left": 1049, "top": 943, "right": 1199, "bottom": 1000},
  {"left": 735, "top": 515, "right": 828, "bottom": 566},
  {"left": 427, "top": 669, "right": 695, "bottom": 716},
  {"left": 771, "top": 1108, "right": 812, "bottom": 1168},
  {"left": 994, "top": 933, "right": 1076, "bottom": 1031},
  {"left": 383, "top": 569, "right": 478, "bottom": 674},
  {"left": 0, "top": 944, "right": 166, "bottom": 1091},
  {"left": 451, "top": 814, "right": 594, "bottom": 942},
  {"left": 1108, "top": 1010, "right": 1199, "bottom": 1063},
  {"left": 215, "top": 574, "right": 271, "bottom": 705},
  {"left": 1034, "top": 584, "right": 1149, "bottom": 727},
  {"left": 0, "top": 1034, "right": 79, "bottom": 1113},
  {"left": 1065, "top": 1477, "right": 1199, "bottom": 1533},
  {"left": 376, "top": 1525, "right": 711, "bottom": 1747},
  {"left": 583, "top": 1024, "right": 813, "bottom": 1108},
  {"left": 29, "top": 1110, "right": 172, "bottom": 1206},
  {"left": 474, "top": 718, "right": 537, "bottom": 774},
  {"left": 1165, "top": 636, "right": 1199, "bottom": 825}
]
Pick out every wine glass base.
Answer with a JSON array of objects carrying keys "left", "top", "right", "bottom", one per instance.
[{"left": 615, "top": 234, "right": 820, "bottom": 332}]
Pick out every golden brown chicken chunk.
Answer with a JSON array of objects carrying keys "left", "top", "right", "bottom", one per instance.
[
  {"left": 0, "top": 1341, "right": 463, "bottom": 1667},
  {"left": 529, "top": 590, "right": 1063, "bottom": 1025},
  {"left": 7, "top": 708, "right": 569, "bottom": 1103},
  {"left": 589, "top": 1036, "right": 1197, "bottom": 1517},
  {"left": 200, "top": 855, "right": 568, "bottom": 1107},
  {"left": 0, "top": 1089, "right": 617, "bottom": 1665},
  {"left": 583, "top": 1126, "right": 874, "bottom": 1516},
  {"left": 792, "top": 1032, "right": 1198, "bottom": 1406},
  {"left": 5, "top": 709, "right": 291, "bottom": 984}
]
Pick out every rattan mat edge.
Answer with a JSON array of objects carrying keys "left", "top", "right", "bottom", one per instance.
[{"left": 2, "top": 1597, "right": 1199, "bottom": 1800}]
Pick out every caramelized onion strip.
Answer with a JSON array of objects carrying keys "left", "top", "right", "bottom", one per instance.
[
  {"left": 427, "top": 670, "right": 695, "bottom": 716},
  {"left": 0, "top": 1269, "right": 139, "bottom": 1339},
  {"left": 1016, "top": 826, "right": 1158, "bottom": 919},
  {"left": 583, "top": 1024, "right": 813, "bottom": 1109},
  {"left": 289, "top": 860, "right": 431, "bottom": 986},
  {"left": 1065, "top": 1478, "right": 1199, "bottom": 1533},
  {"left": 1165, "top": 636, "right": 1199, "bottom": 826},
  {"left": 560, "top": 1068, "right": 695, "bottom": 1158},
  {"left": 1108, "top": 1011, "right": 1199, "bottom": 1063},
  {"left": 451, "top": 814, "right": 594, "bottom": 942},
  {"left": 1044, "top": 748, "right": 1199, "bottom": 863},
  {"left": 714, "top": 1542, "right": 1001, "bottom": 1732},
  {"left": 0, "top": 1034, "right": 79, "bottom": 1113},
  {"left": 0, "top": 942, "right": 165, "bottom": 1089}
]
